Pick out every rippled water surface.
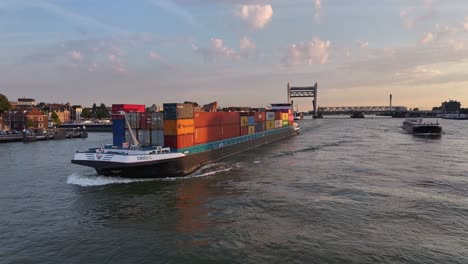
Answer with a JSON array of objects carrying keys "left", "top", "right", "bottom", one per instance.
[{"left": 1, "top": 118, "right": 468, "bottom": 263}]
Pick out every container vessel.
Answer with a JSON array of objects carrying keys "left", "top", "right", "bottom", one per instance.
[
  {"left": 71, "top": 103, "right": 300, "bottom": 178},
  {"left": 402, "top": 117, "right": 442, "bottom": 136}
]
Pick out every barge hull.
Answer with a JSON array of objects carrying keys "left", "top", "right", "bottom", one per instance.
[{"left": 72, "top": 127, "right": 297, "bottom": 178}]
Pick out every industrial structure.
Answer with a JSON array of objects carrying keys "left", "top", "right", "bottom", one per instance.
[{"left": 287, "top": 82, "right": 318, "bottom": 117}]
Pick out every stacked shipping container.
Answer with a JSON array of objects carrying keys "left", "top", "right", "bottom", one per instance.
[
  {"left": 163, "top": 103, "right": 194, "bottom": 149},
  {"left": 113, "top": 103, "right": 295, "bottom": 150}
]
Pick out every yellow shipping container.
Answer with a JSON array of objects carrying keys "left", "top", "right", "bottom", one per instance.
[
  {"left": 240, "top": 116, "right": 249, "bottom": 127},
  {"left": 281, "top": 113, "right": 289, "bottom": 121},
  {"left": 266, "top": 120, "right": 275, "bottom": 130},
  {"left": 164, "top": 119, "right": 194, "bottom": 135},
  {"left": 248, "top": 126, "right": 255, "bottom": 134}
]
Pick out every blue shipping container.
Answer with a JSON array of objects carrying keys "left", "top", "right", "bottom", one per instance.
[
  {"left": 113, "top": 119, "right": 125, "bottom": 147},
  {"left": 255, "top": 122, "right": 265, "bottom": 132},
  {"left": 247, "top": 116, "right": 255, "bottom": 126}
]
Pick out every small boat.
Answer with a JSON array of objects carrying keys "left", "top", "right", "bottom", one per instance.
[
  {"left": 402, "top": 117, "right": 442, "bottom": 136},
  {"left": 350, "top": 112, "right": 365, "bottom": 118}
]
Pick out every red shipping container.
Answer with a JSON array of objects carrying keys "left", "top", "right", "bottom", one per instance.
[
  {"left": 222, "top": 124, "right": 240, "bottom": 139},
  {"left": 194, "top": 112, "right": 221, "bottom": 128},
  {"left": 194, "top": 127, "right": 221, "bottom": 144},
  {"left": 274, "top": 112, "right": 282, "bottom": 120},
  {"left": 254, "top": 112, "right": 266, "bottom": 123},
  {"left": 139, "top": 113, "right": 151, "bottom": 129},
  {"left": 164, "top": 134, "right": 194, "bottom": 149},
  {"left": 288, "top": 114, "right": 294, "bottom": 122},
  {"left": 240, "top": 126, "right": 249, "bottom": 136},
  {"left": 221, "top": 112, "right": 240, "bottom": 125},
  {"left": 112, "top": 104, "right": 145, "bottom": 114}
]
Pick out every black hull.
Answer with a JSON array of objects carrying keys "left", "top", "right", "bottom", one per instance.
[
  {"left": 72, "top": 128, "right": 298, "bottom": 178},
  {"left": 403, "top": 123, "right": 442, "bottom": 135},
  {"left": 59, "top": 124, "right": 112, "bottom": 132}
]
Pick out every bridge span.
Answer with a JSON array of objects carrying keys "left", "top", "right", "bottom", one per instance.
[{"left": 319, "top": 106, "right": 408, "bottom": 114}]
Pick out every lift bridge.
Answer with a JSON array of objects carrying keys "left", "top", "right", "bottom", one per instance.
[{"left": 287, "top": 82, "right": 318, "bottom": 117}]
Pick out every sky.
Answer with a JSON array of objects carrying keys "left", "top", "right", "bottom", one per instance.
[{"left": 1, "top": 0, "right": 468, "bottom": 110}]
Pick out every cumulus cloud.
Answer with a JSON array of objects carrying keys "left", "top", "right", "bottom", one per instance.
[
  {"left": 236, "top": 5, "right": 273, "bottom": 29},
  {"left": 148, "top": 50, "right": 175, "bottom": 69},
  {"left": 240, "top": 36, "right": 256, "bottom": 50},
  {"left": 193, "top": 38, "right": 239, "bottom": 60},
  {"left": 420, "top": 23, "right": 466, "bottom": 51},
  {"left": 400, "top": 1, "right": 434, "bottom": 30},
  {"left": 69, "top": 51, "right": 83, "bottom": 61},
  {"left": 421, "top": 32, "right": 434, "bottom": 44},
  {"left": 149, "top": 51, "right": 161, "bottom": 61},
  {"left": 314, "top": 0, "right": 322, "bottom": 21},
  {"left": 108, "top": 54, "right": 125, "bottom": 73},
  {"left": 282, "top": 38, "right": 331, "bottom": 66}
]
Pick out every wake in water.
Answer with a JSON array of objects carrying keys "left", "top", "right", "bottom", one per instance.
[
  {"left": 67, "top": 163, "right": 234, "bottom": 187},
  {"left": 66, "top": 172, "right": 159, "bottom": 187}
]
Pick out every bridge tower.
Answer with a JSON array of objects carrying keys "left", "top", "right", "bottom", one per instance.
[{"left": 287, "top": 82, "right": 318, "bottom": 117}]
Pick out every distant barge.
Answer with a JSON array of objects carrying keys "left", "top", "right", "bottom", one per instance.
[
  {"left": 0, "top": 129, "right": 87, "bottom": 143},
  {"left": 72, "top": 103, "right": 300, "bottom": 178},
  {"left": 59, "top": 123, "right": 112, "bottom": 132},
  {"left": 402, "top": 117, "right": 442, "bottom": 136}
]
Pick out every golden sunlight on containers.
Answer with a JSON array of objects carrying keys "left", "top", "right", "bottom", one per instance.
[
  {"left": 164, "top": 119, "right": 195, "bottom": 135},
  {"left": 266, "top": 120, "right": 275, "bottom": 130},
  {"left": 240, "top": 116, "right": 249, "bottom": 127}
]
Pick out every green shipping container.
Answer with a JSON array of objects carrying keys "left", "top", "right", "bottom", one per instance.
[{"left": 282, "top": 120, "right": 289, "bottom": 127}]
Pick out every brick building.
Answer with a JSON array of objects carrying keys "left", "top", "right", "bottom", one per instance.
[
  {"left": 5, "top": 109, "right": 48, "bottom": 130},
  {"left": 26, "top": 108, "right": 48, "bottom": 129}
]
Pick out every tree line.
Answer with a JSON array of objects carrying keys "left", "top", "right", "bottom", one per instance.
[{"left": 80, "top": 103, "right": 110, "bottom": 119}]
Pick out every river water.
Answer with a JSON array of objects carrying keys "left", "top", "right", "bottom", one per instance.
[{"left": 1, "top": 118, "right": 468, "bottom": 264}]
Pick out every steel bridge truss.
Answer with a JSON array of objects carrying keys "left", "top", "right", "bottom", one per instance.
[{"left": 288, "top": 82, "right": 318, "bottom": 116}]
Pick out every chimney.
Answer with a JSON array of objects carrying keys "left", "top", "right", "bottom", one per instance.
[{"left": 390, "top": 94, "right": 393, "bottom": 111}]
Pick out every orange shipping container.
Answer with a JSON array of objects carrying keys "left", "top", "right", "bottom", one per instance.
[
  {"left": 240, "top": 116, "right": 249, "bottom": 127},
  {"left": 221, "top": 124, "right": 240, "bottom": 139},
  {"left": 194, "top": 112, "right": 221, "bottom": 128},
  {"left": 194, "top": 127, "right": 221, "bottom": 144},
  {"left": 164, "top": 119, "right": 194, "bottom": 135},
  {"left": 266, "top": 120, "right": 275, "bottom": 130},
  {"left": 164, "top": 134, "right": 194, "bottom": 149},
  {"left": 281, "top": 113, "right": 289, "bottom": 121},
  {"left": 248, "top": 126, "right": 255, "bottom": 134}
]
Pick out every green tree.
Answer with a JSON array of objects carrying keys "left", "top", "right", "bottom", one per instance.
[
  {"left": 81, "top": 108, "right": 92, "bottom": 119},
  {"left": 0, "top": 94, "right": 11, "bottom": 115},
  {"left": 26, "top": 118, "right": 35, "bottom": 129},
  {"left": 96, "top": 103, "right": 110, "bottom": 119},
  {"left": 51, "top": 111, "right": 62, "bottom": 125}
]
